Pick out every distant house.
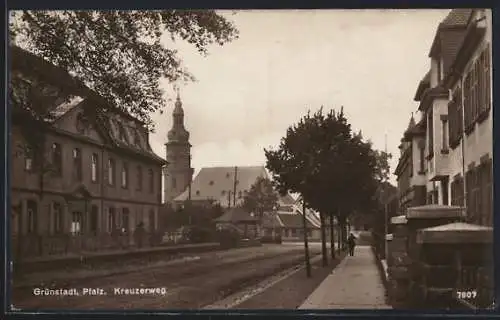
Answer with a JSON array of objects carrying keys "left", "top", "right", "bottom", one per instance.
[
  {"left": 214, "top": 206, "right": 259, "bottom": 239},
  {"left": 394, "top": 113, "right": 427, "bottom": 214},
  {"left": 262, "top": 198, "right": 322, "bottom": 241}
]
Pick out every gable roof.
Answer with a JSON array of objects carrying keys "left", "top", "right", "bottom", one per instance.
[
  {"left": 440, "top": 8, "right": 474, "bottom": 26},
  {"left": 414, "top": 71, "right": 430, "bottom": 101},
  {"left": 175, "top": 165, "right": 288, "bottom": 204},
  {"left": 10, "top": 46, "right": 166, "bottom": 165},
  {"left": 278, "top": 212, "right": 317, "bottom": 229},
  {"left": 10, "top": 45, "right": 145, "bottom": 125},
  {"left": 174, "top": 165, "right": 266, "bottom": 203},
  {"left": 428, "top": 9, "right": 472, "bottom": 79}
]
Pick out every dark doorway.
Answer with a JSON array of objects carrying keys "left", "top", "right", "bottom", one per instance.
[{"left": 441, "top": 178, "right": 449, "bottom": 206}]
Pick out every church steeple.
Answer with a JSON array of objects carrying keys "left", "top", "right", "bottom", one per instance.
[
  {"left": 167, "top": 89, "right": 190, "bottom": 143},
  {"left": 164, "top": 88, "right": 193, "bottom": 205}
]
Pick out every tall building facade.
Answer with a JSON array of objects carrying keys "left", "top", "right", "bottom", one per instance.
[
  {"left": 394, "top": 114, "right": 427, "bottom": 214},
  {"left": 10, "top": 46, "right": 167, "bottom": 261},
  {"left": 395, "top": 9, "right": 493, "bottom": 226},
  {"left": 164, "top": 92, "right": 193, "bottom": 204}
]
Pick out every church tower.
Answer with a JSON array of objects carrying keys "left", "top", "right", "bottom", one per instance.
[{"left": 164, "top": 90, "right": 193, "bottom": 204}]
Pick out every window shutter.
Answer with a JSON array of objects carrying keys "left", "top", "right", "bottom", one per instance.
[
  {"left": 448, "top": 100, "right": 455, "bottom": 147},
  {"left": 475, "top": 167, "right": 482, "bottom": 224},
  {"left": 466, "top": 170, "right": 472, "bottom": 218},
  {"left": 473, "top": 61, "right": 479, "bottom": 121},
  {"left": 485, "top": 45, "right": 491, "bottom": 113},
  {"left": 48, "top": 203, "right": 53, "bottom": 235},
  {"left": 464, "top": 74, "right": 470, "bottom": 130}
]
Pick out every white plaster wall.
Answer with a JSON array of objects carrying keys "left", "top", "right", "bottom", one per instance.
[
  {"left": 433, "top": 98, "right": 451, "bottom": 176},
  {"left": 430, "top": 58, "right": 439, "bottom": 88}
]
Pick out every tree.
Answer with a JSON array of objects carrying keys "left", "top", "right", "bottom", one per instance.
[
  {"left": 9, "top": 10, "right": 239, "bottom": 130},
  {"left": 265, "top": 107, "right": 380, "bottom": 267},
  {"left": 243, "top": 176, "right": 279, "bottom": 220},
  {"left": 374, "top": 150, "right": 392, "bottom": 183}
]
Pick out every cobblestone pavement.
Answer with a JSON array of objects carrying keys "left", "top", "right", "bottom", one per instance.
[
  {"left": 12, "top": 243, "right": 321, "bottom": 310},
  {"left": 299, "top": 246, "right": 391, "bottom": 309}
]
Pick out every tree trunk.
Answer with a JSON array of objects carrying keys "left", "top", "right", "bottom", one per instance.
[
  {"left": 342, "top": 218, "right": 348, "bottom": 251},
  {"left": 302, "top": 200, "right": 311, "bottom": 277},
  {"left": 329, "top": 214, "right": 335, "bottom": 259},
  {"left": 319, "top": 212, "right": 328, "bottom": 267},
  {"left": 337, "top": 223, "right": 341, "bottom": 253}
]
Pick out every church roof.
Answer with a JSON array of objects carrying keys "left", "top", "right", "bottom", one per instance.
[
  {"left": 173, "top": 165, "right": 295, "bottom": 207},
  {"left": 174, "top": 165, "right": 268, "bottom": 203}
]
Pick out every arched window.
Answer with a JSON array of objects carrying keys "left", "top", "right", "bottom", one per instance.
[
  {"left": 108, "top": 207, "right": 116, "bottom": 232},
  {"left": 148, "top": 169, "right": 154, "bottom": 193},
  {"left": 51, "top": 143, "right": 62, "bottom": 176},
  {"left": 122, "top": 208, "right": 130, "bottom": 232},
  {"left": 108, "top": 158, "right": 115, "bottom": 185},
  {"left": 53, "top": 202, "right": 63, "bottom": 234},
  {"left": 91, "top": 153, "right": 99, "bottom": 182},
  {"left": 136, "top": 166, "right": 143, "bottom": 191},
  {"left": 149, "top": 209, "right": 156, "bottom": 231},
  {"left": 24, "top": 145, "right": 34, "bottom": 171},
  {"left": 72, "top": 148, "right": 82, "bottom": 181},
  {"left": 27, "top": 200, "right": 38, "bottom": 234},
  {"left": 121, "top": 162, "right": 129, "bottom": 188}
]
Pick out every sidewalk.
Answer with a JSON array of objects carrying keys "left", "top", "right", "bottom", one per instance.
[{"left": 299, "top": 246, "right": 391, "bottom": 309}]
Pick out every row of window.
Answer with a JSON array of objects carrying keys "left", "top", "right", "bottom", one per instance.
[
  {"left": 450, "top": 159, "right": 493, "bottom": 226},
  {"left": 448, "top": 45, "right": 491, "bottom": 149},
  {"left": 21, "top": 200, "right": 157, "bottom": 235},
  {"left": 465, "top": 159, "right": 493, "bottom": 226},
  {"left": 450, "top": 177, "right": 465, "bottom": 207},
  {"left": 25, "top": 143, "right": 156, "bottom": 193}
]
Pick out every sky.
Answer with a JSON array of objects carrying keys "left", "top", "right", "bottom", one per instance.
[{"left": 149, "top": 9, "right": 451, "bottom": 184}]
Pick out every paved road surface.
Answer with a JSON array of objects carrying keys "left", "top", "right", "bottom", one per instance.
[{"left": 12, "top": 243, "right": 321, "bottom": 310}]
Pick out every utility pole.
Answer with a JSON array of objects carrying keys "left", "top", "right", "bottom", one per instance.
[
  {"left": 188, "top": 169, "right": 192, "bottom": 225},
  {"left": 233, "top": 166, "right": 237, "bottom": 207},
  {"left": 302, "top": 197, "right": 312, "bottom": 277},
  {"left": 384, "top": 133, "right": 389, "bottom": 260},
  {"left": 227, "top": 190, "right": 231, "bottom": 209}
]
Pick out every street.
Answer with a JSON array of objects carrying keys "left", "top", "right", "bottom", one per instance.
[{"left": 12, "top": 243, "right": 322, "bottom": 310}]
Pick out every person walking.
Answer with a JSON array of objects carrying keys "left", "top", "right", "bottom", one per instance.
[{"left": 347, "top": 233, "right": 357, "bottom": 256}]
